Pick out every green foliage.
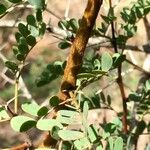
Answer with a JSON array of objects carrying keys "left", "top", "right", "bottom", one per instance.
[
  {"left": 8, "top": 0, "right": 22, "bottom": 3},
  {"left": 36, "top": 119, "right": 63, "bottom": 131},
  {"left": 21, "top": 101, "right": 48, "bottom": 117},
  {"left": 58, "top": 41, "right": 71, "bottom": 49},
  {"left": 10, "top": 116, "right": 36, "bottom": 132},
  {"left": 58, "top": 130, "right": 84, "bottom": 141},
  {"left": 49, "top": 96, "right": 60, "bottom": 107},
  {"left": 36, "top": 61, "right": 65, "bottom": 87},
  {"left": 5, "top": 61, "right": 18, "bottom": 72},
  {"left": 0, "top": 4, "right": 7, "bottom": 15},
  {"left": 128, "top": 79, "right": 150, "bottom": 115},
  {"left": 27, "top": 0, "right": 45, "bottom": 9},
  {"left": 101, "top": 52, "right": 113, "bottom": 71},
  {"left": 0, "top": 106, "right": 10, "bottom": 120},
  {"left": 1, "top": 0, "right": 150, "bottom": 149}
]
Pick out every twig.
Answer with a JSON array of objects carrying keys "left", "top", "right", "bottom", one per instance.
[
  {"left": 126, "top": 59, "right": 150, "bottom": 74},
  {"left": 109, "top": 0, "right": 128, "bottom": 134}
]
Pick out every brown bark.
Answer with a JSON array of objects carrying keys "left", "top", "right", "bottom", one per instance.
[{"left": 59, "top": 0, "right": 103, "bottom": 101}]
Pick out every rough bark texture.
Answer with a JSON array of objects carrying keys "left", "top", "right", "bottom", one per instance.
[{"left": 59, "top": 0, "right": 103, "bottom": 101}]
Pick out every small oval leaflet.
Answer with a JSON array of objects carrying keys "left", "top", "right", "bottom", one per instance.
[
  {"left": 49, "top": 96, "right": 60, "bottom": 107},
  {"left": 26, "top": 35, "right": 36, "bottom": 46},
  {"left": 36, "top": 119, "right": 63, "bottom": 131},
  {"left": 0, "top": 4, "right": 7, "bottom": 15},
  {"left": 58, "top": 130, "right": 84, "bottom": 141},
  {"left": 10, "top": 116, "right": 36, "bottom": 132},
  {"left": 101, "top": 52, "right": 113, "bottom": 72}
]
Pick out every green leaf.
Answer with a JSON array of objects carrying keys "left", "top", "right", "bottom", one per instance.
[
  {"left": 144, "top": 6, "right": 150, "bottom": 15},
  {"left": 12, "top": 46, "right": 18, "bottom": 55},
  {"left": 58, "top": 110, "right": 79, "bottom": 117},
  {"left": 28, "top": 25, "right": 39, "bottom": 37},
  {"left": 112, "top": 118, "right": 122, "bottom": 128},
  {"left": 15, "top": 32, "right": 22, "bottom": 43},
  {"left": 145, "top": 80, "right": 150, "bottom": 91},
  {"left": 58, "top": 130, "right": 84, "bottom": 141},
  {"left": 100, "top": 92, "right": 106, "bottom": 103},
  {"left": 58, "top": 41, "right": 71, "bottom": 49},
  {"left": 26, "top": 35, "right": 36, "bottom": 46},
  {"left": 113, "top": 53, "right": 126, "bottom": 68},
  {"left": 51, "top": 126, "right": 61, "bottom": 140},
  {"left": 36, "top": 9, "right": 43, "bottom": 22},
  {"left": 107, "top": 95, "right": 111, "bottom": 105},
  {"left": 16, "top": 53, "right": 25, "bottom": 61},
  {"left": 83, "top": 101, "right": 89, "bottom": 133},
  {"left": 108, "top": 137, "right": 114, "bottom": 150},
  {"left": 114, "top": 137, "right": 123, "bottom": 150},
  {"left": 134, "top": 120, "right": 146, "bottom": 137},
  {"left": 21, "top": 101, "right": 40, "bottom": 116},
  {"left": 61, "top": 141, "right": 72, "bottom": 150},
  {"left": 36, "top": 119, "right": 63, "bottom": 131},
  {"left": 19, "top": 37, "right": 27, "bottom": 45},
  {"left": 128, "top": 10, "right": 136, "bottom": 24},
  {"left": 18, "top": 23, "right": 30, "bottom": 37},
  {"left": 5, "top": 61, "right": 18, "bottom": 71},
  {"left": 37, "top": 106, "right": 48, "bottom": 116},
  {"left": 10, "top": 116, "right": 36, "bottom": 132},
  {"left": 135, "top": 6, "right": 144, "bottom": 18},
  {"left": 96, "top": 145, "right": 103, "bottom": 150},
  {"left": 27, "top": 0, "right": 45, "bottom": 9},
  {"left": 88, "top": 125, "right": 99, "bottom": 143},
  {"left": 8, "top": 0, "right": 22, "bottom": 3},
  {"left": 77, "top": 73, "right": 96, "bottom": 79},
  {"left": 39, "top": 22, "right": 46, "bottom": 36},
  {"left": 69, "top": 18, "right": 79, "bottom": 32},
  {"left": 93, "top": 59, "right": 101, "bottom": 70},
  {"left": 57, "top": 110, "right": 80, "bottom": 125},
  {"left": 27, "top": 15, "right": 36, "bottom": 26},
  {"left": 102, "top": 123, "right": 116, "bottom": 139},
  {"left": 101, "top": 15, "right": 110, "bottom": 24},
  {"left": 18, "top": 44, "right": 29, "bottom": 54},
  {"left": 128, "top": 93, "right": 141, "bottom": 102},
  {"left": 58, "top": 19, "right": 69, "bottom": 30},
  {"left": 0, "top": 4, "right": 7, "bottom": 15},
  {"left": 49, "top": 96, "right": 60, "bottom": 107},
  {"left": 0, "top": 106, "right": 9, "bottom": 120},
  {"left": 116, "top": 35, "right": 127, "bottom": 45},
  {"left": 83, "top": 101, "right": 89, "bottom": 120},
  {"left": 74, "top": 137, "right": 91, "bottom": 149},
  {"left": 101, "top": 52, "right": 113, "bottom": 71}
]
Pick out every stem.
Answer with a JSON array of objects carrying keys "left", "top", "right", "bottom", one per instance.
[
  {"left": 109, "top": 0, "right": 128, "bottom": 134},
  {"left": 14, "top": 79, "right": 19, "bottom": 114},
  {"left": 117, "top": 66, "right": 128, "bottom": 134}
]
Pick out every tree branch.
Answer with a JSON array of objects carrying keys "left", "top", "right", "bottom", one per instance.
[{"left": 59, "top": 0, "right": 103, "bottom": 101}]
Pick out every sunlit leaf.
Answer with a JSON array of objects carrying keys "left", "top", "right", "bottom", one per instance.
[
  {"left": 0, "top": 106, "right": 9, "bottom": 120},
  {"left": 101, "top": 52, "right": 113, "bottom": 72},
  {"left": 27, "top": 0, "right": 45, "bottom": 9},
  {"left": 10, "top": 116, "right": 36, "bottom": 132},
  {"left": 36, "top": 119, "right": 63, "bottom": 131},
  {"left": 114, "top": 137, "right": 123, "bottom": 150},
  {"left": 22, "top": 101, "right": 40, "bottom": 116},
  {"left": 74, "top": 137, "right": 90, "bottom": 149},
  {"left": 58, "top": 130, "right": 84, "bottom": 141}
]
